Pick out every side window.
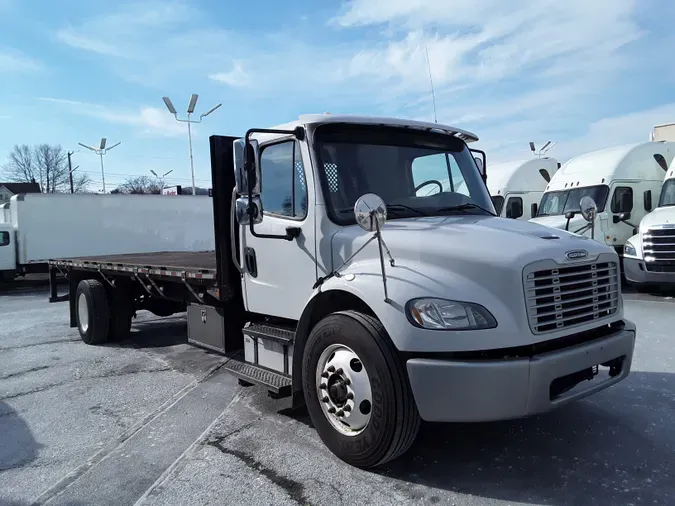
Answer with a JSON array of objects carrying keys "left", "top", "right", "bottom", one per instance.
[
  {"left": 611, "top": 186, "right": 633, "bottom": 213},
  {"left": 491, "top": 195, "right": 504, "bottom": 215},
  {"left": 411, "top": 153, "right": 469, "bottom": 197},
  {"left": 259, "top": 141, "right": 308, "bottom": 218},
  {"left": 505, "top": 196, "right": 523, "bottom": 219}
]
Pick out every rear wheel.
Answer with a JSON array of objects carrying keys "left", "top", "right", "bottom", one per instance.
[
  {"left": 302, "top": 311, "right": 420, "bottom": 468},
  {"left": 75, "top": 279, "right": 110, "bottom": 345}
]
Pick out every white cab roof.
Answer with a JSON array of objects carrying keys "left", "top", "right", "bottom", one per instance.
[
  {"left": 254, "top": 113, "right": 479, "bottom": 144},
  {"left": 546, "top": 141, "right": 675, "bottom": 191},
  {"left": 487, "top": 158, "right": 559, "bottom": 194}
]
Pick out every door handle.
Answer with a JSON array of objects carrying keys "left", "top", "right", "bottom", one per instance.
[{"left": 245, "top": 247, "right": 258, "bottom": 278}]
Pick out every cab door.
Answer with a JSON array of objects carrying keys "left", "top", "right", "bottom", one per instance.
[{"left": 240, "top": 139, "right": 318, "bottom": 320}]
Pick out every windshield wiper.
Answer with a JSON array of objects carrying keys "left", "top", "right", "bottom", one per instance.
[
  {"left": 436, "top": 203, "right": 497, "bottom": 216},
  {"left": 337, "top": 204, "right": 428, "bottom": 217}
]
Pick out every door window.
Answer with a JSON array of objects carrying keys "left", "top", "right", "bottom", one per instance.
[
  {"left": 259, "top": 141, "right": 308, "bottom": 219},
  {"left": 610, "top": 187, "right": 633, "bottom": 213}
]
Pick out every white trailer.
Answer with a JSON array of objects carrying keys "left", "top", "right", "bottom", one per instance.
[
  {"left": 624, "top": 158, "right": 675, "bottom": 288},
  {"left": 0, "top": 193, "right": 215, "bottom": 281},
  {"left": 50, "top": 114, "right": 636, "bottom": 468},
  {"left": 488, "top": 157, "right": 559, "bottom": 220},
  {"left": 530, "top": 141, "right": 675, "bottom": 260}
]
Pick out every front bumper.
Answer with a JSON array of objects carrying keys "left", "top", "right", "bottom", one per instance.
[
  {"left": 406, "top": 320, "right": 636, "bottom": 422},
  {"left": 624, "top": 257, "right": 675, "bottom": 286}
]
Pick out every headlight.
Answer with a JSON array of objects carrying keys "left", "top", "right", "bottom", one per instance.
[
  {"left": 406, "top": 298, "right": 497, "bottom": 330},
  {"left": 624, "top": 241, "right": 636, "bottom": 257}
]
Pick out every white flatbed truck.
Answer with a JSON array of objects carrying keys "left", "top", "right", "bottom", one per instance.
[{"left": 49, "top": 114, "right": 636, "bottom": 468}]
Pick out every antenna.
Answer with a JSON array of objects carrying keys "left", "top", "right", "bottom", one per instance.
[{"left": 425, "top": 46, "right": 438, "bottom": 123}]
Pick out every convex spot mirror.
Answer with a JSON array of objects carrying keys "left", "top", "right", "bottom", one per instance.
[
  {"left": 235, "top": 196, "right": 263, "bottom": 226},
  {"left": 579, "top": 196, "right": 598, "bottom": 223},
  {"left": 233, "top": 138, "right": 261, "bottom": 195},
  {"left": 354, "top": 193, "right": 387, "bottom": 232}
]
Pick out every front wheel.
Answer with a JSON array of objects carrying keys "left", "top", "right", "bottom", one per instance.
[{"left": 302, "top": 311, "right": 420, "bottom": 468}]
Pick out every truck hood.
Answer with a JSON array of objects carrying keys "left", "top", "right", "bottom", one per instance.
[
  {"left": 640, "top": 206, "right": 675, "bottom": 232},
  {"left": 331, "top": 215, "right": 613, "bottom": 274}
]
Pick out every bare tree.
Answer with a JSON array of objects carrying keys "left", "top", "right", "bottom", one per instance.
[
  {"left": 115, "top": 175, "right": 164, "bottom": 194},
  {"left": 1, "top": 144, "right": 92, "bottom": 193},
  {"left": 2, "top": 144, "right": 38, "bottom": 183}
]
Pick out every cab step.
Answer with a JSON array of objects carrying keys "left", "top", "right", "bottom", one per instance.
[
  {"left": 243, "top": 322, "right": 295, "bottom": 379},
  {"left": 222, "top": 358, "right": 292, "bottom": 398}
]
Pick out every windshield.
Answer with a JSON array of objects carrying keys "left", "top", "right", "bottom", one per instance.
[
  {"left": 491, "top": 195, "right": 505, "bottom": 215},
  {"left": 537, "top": 185, "right": 609, "bottom": 217},
  {"left": 312, "top": 125, "right": 495, "bottom": 224},
  {"left": 658, "top": 179, "right": 675, "bottom": 208}
]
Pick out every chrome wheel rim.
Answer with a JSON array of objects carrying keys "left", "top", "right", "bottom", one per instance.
[
  {"left": 316, "top": 344, "right": 372, "bottom": 436},
  {"left": 77, "top": 293, "right": 89, "bottom": 333}
]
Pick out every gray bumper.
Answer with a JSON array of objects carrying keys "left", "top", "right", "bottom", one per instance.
[
  {"left": 624, "top": 257, "right": 675, "bottom": 286},
  {"left": 406, "top": 321, "right": 636, "bottom": 423}
]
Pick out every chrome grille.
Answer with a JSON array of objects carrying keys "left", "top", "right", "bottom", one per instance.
[
  {"left": 524, "top": 261, "right": 620, "bottom": 334},
  {"left": 643, "top": 227, "right": 675, "bottom": 272}
]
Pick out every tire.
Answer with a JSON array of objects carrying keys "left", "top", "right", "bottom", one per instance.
[
  {"left": 75, "top": 279, "right": 110, "bottom": 345},
  {"left": 107, "top": 286, "right": 134, "bottom": 342},
  {"left": 302, "top": 311, "right": 420, "bottom": 468}
]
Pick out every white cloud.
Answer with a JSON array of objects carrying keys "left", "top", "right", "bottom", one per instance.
[
  {"left": 35, "top": 97, "right": 186, "bottom": 138},
  {"left": 0, "top": 47, "right": 41, "bottom": 73},
  {"left": 209, "top": 62, "right": 251, "bottom": 87}
]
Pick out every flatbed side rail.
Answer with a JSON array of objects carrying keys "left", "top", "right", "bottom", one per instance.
[{"left": 47, "top": 258, "right": 217, "bottom": 281}]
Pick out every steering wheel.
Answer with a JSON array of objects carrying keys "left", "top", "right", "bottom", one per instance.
[{"left": 414, "top": 179, "right": 444, "bottom": 195}]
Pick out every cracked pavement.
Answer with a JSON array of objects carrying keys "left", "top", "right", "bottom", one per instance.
[{"left": 0, "top": 282, "right": 673, "bottom": 505}]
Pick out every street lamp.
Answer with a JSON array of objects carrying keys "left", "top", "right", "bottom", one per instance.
[
  {"left": 78, "top": 138, "right": 121, "bottom": 193},
  {"left": 162, "top": 94, "right": 222, "bottom": 196}
]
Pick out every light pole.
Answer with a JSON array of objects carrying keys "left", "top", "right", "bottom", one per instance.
[
  {"left": 78, "top": 138, "right": 121, "bottom": 193},
  {"left": 150, "top": 169, "right": 173, "bottom": 193},
  {"left": 162, "top": 94, "right": 222, "bottom": 196}
]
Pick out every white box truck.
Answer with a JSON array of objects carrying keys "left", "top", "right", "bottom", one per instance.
[
  {"left": 530, "top": 141, "right": 675, "bottom": 265},
  {"left": 49, "top": 114, "right": 636, "bottom": 468},
  {"left": 0, "top": 193, "right": 215, "bottom": 281},
  {"left": 624, "top": 158, "right": 675, "bottom": 289},
  {"left": 488, "top": 157, "right": 560, "bottom": 220}
]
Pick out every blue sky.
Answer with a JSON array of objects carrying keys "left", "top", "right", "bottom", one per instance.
[{"left": 1, "top": 0, "right": 675, "bottom": 191}]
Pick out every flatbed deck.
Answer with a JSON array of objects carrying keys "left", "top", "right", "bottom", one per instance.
[{"left": 49, "top": 251, "right": 217, "bottom": 280}]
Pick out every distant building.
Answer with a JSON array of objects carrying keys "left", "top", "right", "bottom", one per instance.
[
  {"left": 651, "top": 123, "right": 675, "bottom": 142},
  {"left": 0, "top": 181, "right": 42, "bottom": 203}
]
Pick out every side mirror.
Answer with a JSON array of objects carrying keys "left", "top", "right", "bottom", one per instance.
[
  {"left": 613, "top": 212, "right": 631, "bottom": 224},
  {"left": 235, "top": 196, "right": 263, "bottom": 225},
  {"left": 579, "top": 196, "right": 598, "bottom": 223},
  {"left": 505, "top": 198, "right": 523, "bottom": 219},
  {"left": 354, "top": 193, "right": 387, "bottom": 232},
  {"left": 470, "top": 148, "right": 487, "bottom": 183},
  {"left": 530, "top": 202, "right": 538, "bottom": 218},
  {"left": 233, "top": 138, "right": 261, "bottom": 195},
  {"left": 644, "top": 190, "right": 652, "bottom": 211}
]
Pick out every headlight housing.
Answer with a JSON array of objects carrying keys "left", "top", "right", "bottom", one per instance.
[
  {"left": 624, "top": 240, "right": 637, "bottom": 257},
  {"left": 406, "top": 298, "right": 497, "bottom": 330}
]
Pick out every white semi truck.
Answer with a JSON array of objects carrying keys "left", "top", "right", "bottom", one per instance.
[
  {"left": 488, "top": 157, "right": 559, "bottom": 220},
  {"left": 530, "top": 142, "right": 675, "bottom": 264},
  {"left": 624, "top": 158, "right": 675, "bottom": 289},
  {"left": 0, "top": 193, "right": 215, "bottom": 281},
  {"left": 49, "top": 114, "right": 636, "bottom": 468}
]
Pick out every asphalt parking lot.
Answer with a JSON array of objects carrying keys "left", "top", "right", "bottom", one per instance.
[{"left": 1, "top": 280, "right": 673, "bottom": 506}]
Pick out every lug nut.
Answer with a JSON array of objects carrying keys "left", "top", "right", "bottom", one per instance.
[
  {"left": 321, "top": 396, "right": 329, "bottom": 403},
  {"left": 321, "top": 372, "right": 329, "bottom": 378},
  {"left": 327, "top": 365, "right": 335, "bottom": 373},
  {"left": 328, "top": 407, "right": 336, "bottom": 413},
  {"left": 344, "top": 378, "right": 351, "bottom": 385},
  {"left": 347, "top": 392, "right": 354, "bottom": 400},
  {"left": 336, "top": 368, "right": 343, "bottom": 375},
  {"left": 319, "top": 383, "right": 327, "bottom": 389},
  {"left": 343, "top": 405, "right": 352, "bottom": 412},
  {"left": 336, "top": 410, "right": 344, "bottom": 417}
]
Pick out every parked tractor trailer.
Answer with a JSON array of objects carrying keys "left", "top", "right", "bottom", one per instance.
[{"left": 49, "top": 114, "right": 636, "bottom": 468}]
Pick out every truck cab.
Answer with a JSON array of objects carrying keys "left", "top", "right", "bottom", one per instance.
[
  {"left": 487, "top": 157, "right": 559, "bottom": 220},
  {"left": 0, "top": 221, "right": 15, "bottom": 280},
  {"left": 624, "top": 158, "right": 675, "bottom": 289},
  {"left": 530, "top": 142, "right": 674, "bottom": 258}
]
